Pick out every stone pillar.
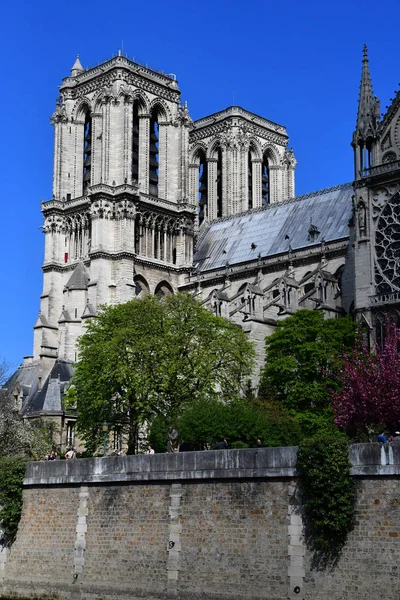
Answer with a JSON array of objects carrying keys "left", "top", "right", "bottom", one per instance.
[
  {"left": 269, "top": 165, "right": 281, "bottom": 204},
  {"left": 188, "top": 163, "right": 199, "bottom": 209},
  {"left": 158, "top": 122, "right": 168, "bottom": 199},
  {"left": 74, "top": 121, "right": 85, "bottom": 197},
  {"left": 91, "top": 112, "right": 102, "bottom": 186},
  {"left": 252, "top": 159, "right": 262, "bottom": 208},
  {"left": 52, "top": 120, "right": 62, "bottom": 200},
  {"left": 207, "top": 158, "right": 218, "bottom": 221}
]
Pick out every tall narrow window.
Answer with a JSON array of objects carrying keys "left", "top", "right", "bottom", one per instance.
[
  {"left": 216, "top": 147, "right": 223, "bottom": 218},
  {"left": 262, "top": 153, "right": 270, "bottom": 206},
  {"left": 248, "top": 153, "right": 253, "bottom": 210},
  {"left": 83, "top": 111, "right": 92, "bottom": 194},
  {"left": 132, "top": 102, "right": 139, "bottom": 182},
  {"left": 198, "top": 150, "right": 208, "bottom": 225},
  {"left": 149, "top": 111, "right": 159, "bottom": 196}
]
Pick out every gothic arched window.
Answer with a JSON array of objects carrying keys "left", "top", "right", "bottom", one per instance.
[
  {"left": 83, "top": 109, "right": 92, "bottom": 194},
  {"left": 198, "top": 150, "right": 208, "bottom": 225},
  {"left": 132, "top": 101, "right": 140, "bottom": 182},
  {"left": 262, "top": 153, "right": 270, "bottom": 206},
  {"left": 248, "top": 152, "right": 253, "bottom": 210},
  {"left": 149, "top": 109, "right": 159, "bottom": 196},
  {"left": 216, "top": 147, "right": 223, "bottom": 218}
]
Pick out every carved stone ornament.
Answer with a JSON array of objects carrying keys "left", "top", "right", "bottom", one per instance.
[
  {"left": 283, "top": 147, "right": 297, "bottom": 168},
  {"left": 375, "top": 191, "right": 400, "bottom": 293},
  {"left": 50, "top": 98, "right": 68, "bottom": 125},
  {"left": 175, "top": 102, "right": 192, "bottom": 126},
  {"left": 115, "top": 200, "right": 135, "bottom": 219},
  {"left": 236, "top": 125, "right": 251, "bottom": 149},
  {"left": 357, "top": 200, "right": 367, "bottom": 236}
]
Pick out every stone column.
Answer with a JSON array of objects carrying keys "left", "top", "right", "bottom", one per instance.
[
  {"left": 188, "top": 163, "right": 199, "bottom": 208},
  {"left": 91, "top": 112, "right": 102, "bottom": 185},
  {"left": 252, "top": 159, "right": 262, "bottom": 208},
  {"left": 207, "top": 158, "right": 218, "bottom": 221},
  {"left": 158, "top": 122, "right": 168, "bottom": 199}
]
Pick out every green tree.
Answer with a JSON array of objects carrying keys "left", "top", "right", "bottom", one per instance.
[
  {"left": 259, "top": 310, "right": 357, "bottom": 436},
  {"left": 67, "top": 293, "right": 255, "bottom": 454}
]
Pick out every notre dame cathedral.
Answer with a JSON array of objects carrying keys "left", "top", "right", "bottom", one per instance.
[{"left": 6, "top": 46, "right": 400, "bottom": 450}]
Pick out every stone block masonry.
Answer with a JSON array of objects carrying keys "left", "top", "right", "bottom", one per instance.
[{"left": 1, "top": 445, "right": 400, "bottom": 600}]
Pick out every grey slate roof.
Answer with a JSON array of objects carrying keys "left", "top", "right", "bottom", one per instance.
[
  {"left": 65, "top": 262, "right": 89, "bottom": 291},
  {"left": 194, "top": 183, "right": 353, "bottom": 273},
  {"left": 5, "top": 360, "right": 74, "bottom": 416},
  {"left": 23, "top": 361, "right": 74, "bottom": 415}
]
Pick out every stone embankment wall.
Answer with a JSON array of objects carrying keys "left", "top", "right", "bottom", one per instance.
[{"left": 0, "top": 444, "right": 399, "bottom": 600}]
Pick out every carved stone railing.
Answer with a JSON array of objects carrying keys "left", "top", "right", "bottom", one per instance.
[
  {"left": 360, "top": 160, "right": 400, "bottom": 178},
  {"left": 370, "top": 290, "right": 400, "bottom": 306}
]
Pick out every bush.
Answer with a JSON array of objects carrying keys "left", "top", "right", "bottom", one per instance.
[
  {"left": 0, "top": 457, "right": 26, "bottom": 546},
  {"left": 296, "top": 434, "right": 354, "bottom": 560},
  {"left": 149, "top": 397, "right": 302, "bottom": 451}
]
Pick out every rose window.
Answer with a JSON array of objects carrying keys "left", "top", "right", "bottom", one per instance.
[{"left": 375, "top": 192, "right": 400, "bottom": 294}]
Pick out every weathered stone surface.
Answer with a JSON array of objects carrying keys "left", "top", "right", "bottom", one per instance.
[{"left": 2, "top": 445, "right": 400, "bottom": 600}]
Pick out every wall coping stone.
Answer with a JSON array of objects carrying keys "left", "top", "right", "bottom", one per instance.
[{"left": 23, "top": 444, "right": 400, "bottom": 487}]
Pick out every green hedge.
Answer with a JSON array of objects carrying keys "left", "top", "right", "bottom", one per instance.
[
  {"left": 296, "top": 434, "right": 354, "bottom": 559},
  {"left": 0, "top": 457, "right": 25, "bottom": 546}
]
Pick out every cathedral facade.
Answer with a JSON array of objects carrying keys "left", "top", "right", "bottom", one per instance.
[{"left": 6, "top": 47, "right": 400, "bottom": 451}]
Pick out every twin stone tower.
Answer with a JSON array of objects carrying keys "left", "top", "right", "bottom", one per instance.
[{"left": 8, "top": 48, "right": 400, "bottom": 451}]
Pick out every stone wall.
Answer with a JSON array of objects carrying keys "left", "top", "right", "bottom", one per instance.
[{"left": 1, "top": 445, "right": 400, "bottom": 600}]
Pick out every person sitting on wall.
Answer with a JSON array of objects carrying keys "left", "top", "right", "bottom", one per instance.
[
  {"left": 377, "top": 432, "right": 387, "bottom": 444},
  {"left": 65, "top": 447, "right": 76, "bottom": 459},
  {"left": 216, "top": 438, "right": 229, "bottom": 450}
]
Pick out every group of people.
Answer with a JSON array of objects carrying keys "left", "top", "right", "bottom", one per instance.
[
  {"left": 44, "top": 447, "right": 76, "bottom": 460},
  {"left": 146, "top": 438, "right": 264, "bottom": 454},
  {"left": 377, "top": 432, "right": 400, "bottom": 444}
]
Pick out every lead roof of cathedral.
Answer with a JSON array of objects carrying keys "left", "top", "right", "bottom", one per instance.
[
  {"left": 192, "top": 106, "right": 287, "bottom": 136},
  {"left": 194, "top": 183, "right": 353, "bottom": 272}
]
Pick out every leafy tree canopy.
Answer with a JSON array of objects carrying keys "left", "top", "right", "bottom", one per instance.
[
  {"left": 259, "top": 310, "right": 357, "bottom": 436},
  {"left": 66, "top": 293, "right": 256, "bottom": 454},
  {"left": 332, "top": 325, "right": 400, "bottom": 436}
]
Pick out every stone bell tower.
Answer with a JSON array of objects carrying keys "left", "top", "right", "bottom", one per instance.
[{"left": 35, "top": 53, "right": 196, "bottom": 373}]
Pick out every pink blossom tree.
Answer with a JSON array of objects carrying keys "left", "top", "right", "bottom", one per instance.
[{"left": 332, "top": 325, "right": 400, "bottom": 435}]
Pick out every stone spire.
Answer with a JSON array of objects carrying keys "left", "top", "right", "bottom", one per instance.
[
  {"left": 352, "top": 45, "right": 380, "bottom": 147},
  {"left": 71, "top": 54, "right": 84, "bottom": 77}
]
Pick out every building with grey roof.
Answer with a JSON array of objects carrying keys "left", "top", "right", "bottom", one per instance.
[{"left": 6, "top": 46, "right": 400, "bottom": 451}]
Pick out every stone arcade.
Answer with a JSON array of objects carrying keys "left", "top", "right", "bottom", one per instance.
[{"left": 6, "top": 47, "right": 400, "bottom": 450}]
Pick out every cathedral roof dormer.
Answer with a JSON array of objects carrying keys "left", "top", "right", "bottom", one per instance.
[{"left": 352, "top": 45, "right": 380, "bottom": 148}]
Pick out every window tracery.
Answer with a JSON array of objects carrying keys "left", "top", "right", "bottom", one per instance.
[{"left": 375, "top": 192, "right": 400, "bottom": 294}]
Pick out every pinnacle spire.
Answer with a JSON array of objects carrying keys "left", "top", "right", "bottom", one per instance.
[
  {"left": 352, "top": 44, "right": 380, "bottom": 147},
  {"left": 71, "top": 54, "right": 84, "bottom": 77}
]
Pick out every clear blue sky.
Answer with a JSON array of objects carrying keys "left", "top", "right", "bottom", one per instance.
[{"left": 1, "top": 0, "right": 400, "bottom": 369}]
